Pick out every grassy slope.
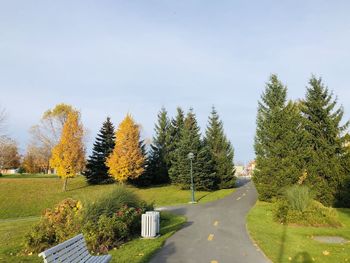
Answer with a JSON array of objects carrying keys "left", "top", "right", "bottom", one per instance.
[
  {"left": 0, "top": 175, "right": 235, "bottom": 219},
  {"left": 247, "top": 201, "right": 350, "bottom": 263},
  {"left": 0, "top": 212, "right": 185, "bottom": 263},
  {"left": 0, "top": 175, "right": 234, "bottom": 262},
  {"left": 0, "top": 218, "right": 40, "bottom": 263}
]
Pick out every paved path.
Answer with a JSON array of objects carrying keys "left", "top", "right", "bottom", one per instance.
[{"left": 150, "top": 180, "right": 270, "bottom": 263}]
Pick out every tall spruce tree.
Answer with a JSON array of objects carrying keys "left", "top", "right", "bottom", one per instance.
[
  {"left": 146, "top": 107, "right": 171, "bottom": 185},
  {"left": 254, "top": 75, "right": 305, "bottom": 200},
  {"left": 169, "top": 109, "right": 217, "bottom": 190},
  {"left": 301, "top": 76, "right": 349, "bottom": 206},
  {"left": 205, "top": 107, "right": 236, "bottom": 188},
  {"left": 339, "top": 134, "right": 350, "bottom": 207},
  {"left": 167, "top": 107, "right": 185, "bottom": 179},
  {"left": 85, "top": 117, "right": 115, "bottom": 184}
]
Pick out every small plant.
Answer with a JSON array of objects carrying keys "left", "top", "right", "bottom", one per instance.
[
  {"left": 285, "top": 185, "right": 313, "bottom": 212},
  {"left": 83, "top": 204, "right": 146, "bottom": 253},
  {"left": 83, "top": 186, "right": 152, "bottom": 222},
  {"left": 24, "top": 187, "right": 153, "bottom": 255},
  {"left": 275, "top": 200, "right": 341, "bottom": 227},
  {"left": 24, "top": 198, "right": 83, "bottom": 253},
  {"left": 83, "top": 214, "right": 128, "bottom": 253},
  {"left": 17, "top": 167, "right": 25, "bottom": 174},
  {"left": 274, "top": 185, "right": 341, "bottom": 227}
]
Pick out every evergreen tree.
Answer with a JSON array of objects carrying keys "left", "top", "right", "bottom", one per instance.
[
  {"left": 301, "top": 76, "right": 349, "bottom": 206},
  {"left": 196, "top": 140, "right": 219, "bottom": 190},
  {"left": 84, "top": 117, "right": 115, "bottom": 185},
  {"left": 338, "top": 133, "right": 350, "bottom": 207},
  {"left": 132, "top": 108, "right": 170, "bottom": 186},
  {"left": 169, "top": 109, "right": 217, "bottom": 190},
  {"left": 205, "top": 107, "right": 236, "bottom": 188},
  {"left": 147, "top": 107, "right": 171, "bottom": 184},
  {"left": 254, "top": 75, "right": 305, "bottom": 200},
  {"left": 167, "top": 107, "right": 185, "bottom": 180}
]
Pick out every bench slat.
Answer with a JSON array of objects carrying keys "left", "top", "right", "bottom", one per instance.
[
  {"left": 70, "top": 251, "right": 92, "bottom": 263},
  {"left": 44, "top": 240, "right": 87, "bottom": 262},
  {"left": 45, "top": 239, "right": 86, "bottom": 259},
  {"left": 57, "top": 243, "right": 89, "bottom": 262},
  {"left": 38, "top": 234, "right": 111, "bottom": 263},
  {"left": 86, "top": 255, "right": 112, "bottom": 263},
  {"left": 39, "top": 234, "right": 85, "bottom": 257}
]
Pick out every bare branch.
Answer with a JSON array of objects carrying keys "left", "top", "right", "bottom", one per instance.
[{"left": 0, "top": 106, "right": 7, "bottom": 136}]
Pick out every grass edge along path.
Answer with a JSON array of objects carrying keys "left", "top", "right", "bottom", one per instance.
[
  {"left": 0, "top": 212, "right": 186, "bottom": 263},
  {"left": 109, "top": 211, "right": 186, "bottom": 263},
  {"left": 246, "top": 201, "right": 350, "bottom": 263}
]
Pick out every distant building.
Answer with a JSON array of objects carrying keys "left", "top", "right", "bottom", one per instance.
[
  {"left": 238, "top": 160, "right": 256, "bottom": 178},
  {"left": 0, "top": 168, "right": 18, "bottom": 174},
  {"left": 234, "top": 165, "right": 244, "bottom": 176}
]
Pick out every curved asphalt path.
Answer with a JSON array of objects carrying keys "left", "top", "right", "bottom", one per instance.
[{"left": 150, "top": 180, "right": 270, "bottom": 263}]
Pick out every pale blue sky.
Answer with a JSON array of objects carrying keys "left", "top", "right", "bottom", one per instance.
[{"left": 1, "top": 1, "right": 350, "bottom": 163}]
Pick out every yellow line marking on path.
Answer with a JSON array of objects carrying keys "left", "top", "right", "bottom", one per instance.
[
  {"left": 211, "top": 261, "right": 218, "bottom": 263},
  {"left": 208, "top": 234, "right": 214, "bottom": 241},
  {"left": 236, "top": 197, "right": 241, "bottom": 200},
  {"left": 242, "top": 193, "right": 246, "bottom": 196},
  {"left": 213, "top": 221, "right": 219, "bottom": 226}
]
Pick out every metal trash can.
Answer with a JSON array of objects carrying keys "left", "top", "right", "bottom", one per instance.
[{"left": 141, "top": 211, "right": 160, "bottom": 238}]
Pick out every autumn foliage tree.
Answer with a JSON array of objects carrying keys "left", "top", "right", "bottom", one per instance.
[
  {"left": 0, "top": 136, "right": 21, "bottom": 170},
  {"left": 29, "top": 103, "right": 76, "bottom": 173},
  {"left": 50, "top": 111, "right": 85, "bottom": 191},
  {"left": 106, "top": 114, "right": 145, "bottom": 184}
]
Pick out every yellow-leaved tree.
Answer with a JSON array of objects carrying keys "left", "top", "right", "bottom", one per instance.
[
  {"left": 106, "top": 114, "right": 145, "bottom": 183},
  {"left": 50, "top": 111, "right": 85, "bottom": 191}
]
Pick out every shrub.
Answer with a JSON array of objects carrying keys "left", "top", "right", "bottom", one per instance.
[
  {"left": 24, "top": 187, "right": 153, "bottom": 255},
  {"left": 24, "top": 198, "right": 83, "bottom": 253},
  {"left": 285, "top": 185, "right": 313, "bottom": 212},
  {"left": 17, "top": 167, "right": 25, "bottom": 174},
  {"left": 82, "top": 187, "right": 146, "bottom": 254},
  {"left": 115, "top": 205, "right": 144, "bottom": 235},
  {"left": 83, "top": 205, "right": 144, "bottom": 253},
  {"left": 83, "top": 215, "right": 128, "bottom": 253},
  {"left": 275, "top": 200, "right": 341, "bottom": 227},
  {"left": 83, "top": 186, "right": 152, "bottom": 222}
]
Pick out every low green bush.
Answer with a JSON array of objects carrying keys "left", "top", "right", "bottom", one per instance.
[
  {"left": 83, "top": 205, "right": 144, "bottom": 253},
  {"left": 275, "top": 199, "right": 341, "bottom": 227},
  {"left": 24, "top": 198, "right": 83, "bottom": 253},
  {"left": 83, "top": 214, "right": 128, "bottom": 254},
  {"left": 274, "top": 185, "right": 341, "bottom": 227},
  {"left": 24, "top": 186, "right": 153, "bottom": 255},
  {"left": 285, "top": 185, "right": 313, "bottom": 212},
  {"left": 83, "top": 186, "right": 152, "bottom": 223}
]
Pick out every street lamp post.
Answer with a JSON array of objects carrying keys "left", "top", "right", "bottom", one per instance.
[{"left": 187, "top": 152, "right": 196, "bottom": 203}]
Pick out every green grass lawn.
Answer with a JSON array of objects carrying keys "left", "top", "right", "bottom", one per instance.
[
  {"left": 0, "top": 175, "right": 235, "bottom": 219},
  {"left": 0, "top": 212, "right": 186, "bottom": 263},
  {"left": 109, "top": 212, "right": 186, "bottom": 263},
  {"left": 247, "top": 201, "right": 350, "bottom": 263},
  {"left": 0, "top": 174, "right": 233, "bottom": 262}
]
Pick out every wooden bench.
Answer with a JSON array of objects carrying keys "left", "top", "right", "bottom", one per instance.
[{"left": 38, "top": 234, "right": 112, "bottom": 263}]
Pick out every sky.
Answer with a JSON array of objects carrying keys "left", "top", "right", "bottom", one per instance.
[{"left": 1, "top": 1, "right": 350, "bottom": 163}]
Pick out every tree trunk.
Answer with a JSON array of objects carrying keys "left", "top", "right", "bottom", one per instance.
[{"left": 63, "top": 177, "right": 68, "bottom": 191}]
